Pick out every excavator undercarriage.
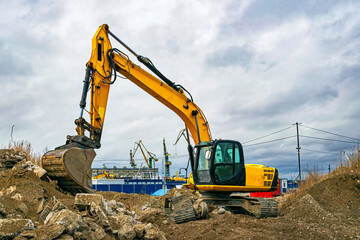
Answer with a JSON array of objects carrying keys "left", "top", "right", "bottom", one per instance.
[{"left": 165, "top": 192, "right": 279, "bottom": 224}]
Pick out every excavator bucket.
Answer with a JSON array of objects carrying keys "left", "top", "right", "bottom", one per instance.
[{"left": 41, "top": 147, "right": 96, "bottom": 194}]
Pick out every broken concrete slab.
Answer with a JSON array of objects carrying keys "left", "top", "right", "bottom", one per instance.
[
  {"left": 108, "top": 215, "right": 136, "bottom": 231},
  {"left": 118, "top": 223, "right": 136, "bottom": 240},
  {"left": 34, "top": 223, "right": 65, "bottom": 240},
  {"left": 0, "top": 150, "right": 27, "bottom": 170},
  {"left": 75, "top": 194, "right": 105, "bottom": 211},
  {"left": 46, "top": 209, "right": 82, "bottom": 235},
  {"left": 0, "top": 219, "right": 34, "bottom": 239},
  {"left": 133, "top": 223, "right": 146, "bottom": 238}
]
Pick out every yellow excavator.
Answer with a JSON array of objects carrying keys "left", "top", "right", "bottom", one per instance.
[
  {"left": 92, "top": 170, "right": 111, "bottom": 179},
  {"left": 41, "top": 24, "right": 279, "bottom": 223}
]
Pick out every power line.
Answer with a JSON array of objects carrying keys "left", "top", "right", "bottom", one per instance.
[
  {"left": 301, "top": 148, "right": 338, "bottom": 155},
  {"left": 300, "top": 135, "right": 359, "bottom": 144},
  {"left": 243, "top": 125, "right": 293, "bottom": 144},
  {"left": 243, "top": 135, "right": 296, "bottom": 147},
  {"left": 301, "top": 125, "right": 360, "bottom": 142}
]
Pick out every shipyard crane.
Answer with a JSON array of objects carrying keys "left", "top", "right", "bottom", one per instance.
[{"left": 130, "top": 140, "right": 158, "bottom": 168}]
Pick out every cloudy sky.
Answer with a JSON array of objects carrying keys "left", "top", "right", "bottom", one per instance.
[{"left": 1, "top": 0, "right": 359, "bottom": 179}]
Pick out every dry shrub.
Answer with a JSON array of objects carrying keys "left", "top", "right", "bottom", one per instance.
[
  {"left": 7, "top": 140, "right": 41, "bottom": 166},
  {"left": 282, "top": 146, "right": 360, "bottom": 209}
]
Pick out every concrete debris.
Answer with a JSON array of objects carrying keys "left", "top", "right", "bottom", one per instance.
[
  {"left": 118, "top": 223, "right": 136, "bottom": 240},
  {"left": 55, "top": 234, "right": 74, "bottom": 240},
  {"left": 0, "top": 219, "right": 34, "bottom": 239},
  {"left": 46, "top": 209, "right": 82, "bottom": 234},
  {"left": 33, "top": 223, "right": 65, "bottom": 240},
  {"left": 217, "top": 208, "right": 226, "bottom": 214},
  {"left": 0, "top": 149, "right": 26, "bottom": 169},
  {"left": 75, "top": 193, "right": 105, "bottom": 211}
]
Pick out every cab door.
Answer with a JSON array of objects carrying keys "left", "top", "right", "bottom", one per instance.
[{"left": 210, "top": 140, "right": 246, "bottom": 186}]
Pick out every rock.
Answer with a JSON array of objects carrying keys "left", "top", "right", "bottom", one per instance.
[
  {"left": 72, "top": 231, "right": 83, "bottom": 240},
  {"left": 144, "top": 229, "right": 157, "bottom": 240},
  {"left": 0, "top": 219, "right": 34, "bottom": 239},
  {"left": 32, "top": 165, "right": 47, "bottom": 179},
  {"left": 144, "top": 223, "right": 154, "bottom": 232},
  {"left": 118, "top": 223, "right": 136, "bottom": 240},
  {"left": 162, "top": 220, "right": 169, "bottom": 225},
  {"left": 82, "top": 221, "right": 107, "bottom": 240},
  {"left": 150, "top": 198, "right": 161, "bottom": 208},
  {"left": 17, "top": 203, "right": 29, "bottom": 216},
  {"left": 115, "top": 207, "right": 128, "bottom": 215},
  {"left": 19, "top": 230, "right": 37, "bottom": 238},
  {"left": 37, "top": 198, "right": 46, "bottom": 214},
  {"left": 13, "top": 236, "right": 27, "bottom": 240},
  {"left": 52, "top": 201, "right": 67, "bottom": 212},
  {"left": 46, "top": 209, "right": 82, "bottom": 234},
  {"left": 75, "top": 194, "right": 105, "bottom": 211},
  {"left": 34, "top": 223, "right": 65, "bottom": 240},
  {"left": 218, "top": 208, "right": 226, "bottom": 214},
  {"left": 0, "top": 203, "right": 7, "bottom": 218},
  {"left": 133, "top": 223, "right": 146, "bottom": 238},
  {"left": 108, "top": 215, "right": 136, "bottom": 230},
  {"left": 39, "top": 205, "right": 52, "bottom": 221},
  {"left": 56, "top": 234, "right": 74, "bottom": 240},
  {"left": 44, "top": 201, "right": 67, "bottom": 224},
  {"left": 0, "top": 149, "right": 26, "bottom": 169},
  {"left": 5, "top": 186, "right": 16, "bottom": 195},
  {"left": 116, "top": 202, "right": 125, "bottom": 209},
  {"left": 11, "top": 193, "right": 23, "bottom": 201},
  {"left": 89, "top": 202, "right": 110, "bottom": 227}
]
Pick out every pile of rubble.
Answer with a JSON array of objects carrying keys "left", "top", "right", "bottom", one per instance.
[{"left": 0, "top": 149, "right": 166, "bottom": 240}]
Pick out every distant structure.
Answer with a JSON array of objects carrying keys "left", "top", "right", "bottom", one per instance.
[{"left": 92, "top": 167, "right": 159, "bottom": 179}]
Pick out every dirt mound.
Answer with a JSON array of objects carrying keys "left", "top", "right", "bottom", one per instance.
[
  {"left": 0, "top": 160, "right": 73, "bottom": 220},
  {"left": 308, "top": 173, "right": 360, "bottom": 219},
  {"left": 1, "top": 148, "right": 359, "bottom": 239},
  {"left": 282, "top": 172, "right": 360, "bottom": 222}
]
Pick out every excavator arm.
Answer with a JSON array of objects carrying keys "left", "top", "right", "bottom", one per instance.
[{"left": 76, "top": 24, "right": 212, "bottom": 148}]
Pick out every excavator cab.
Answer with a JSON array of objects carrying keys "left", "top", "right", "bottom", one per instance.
[{"left": 193, "top": 140, "right": 246, "bottom": 187}]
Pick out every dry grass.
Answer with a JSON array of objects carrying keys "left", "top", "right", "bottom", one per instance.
[
  {"left": 7, "top": 140, "right": 41, "bottom": 166},
  {"left": 282, "top": 146, "right": 360, "bottom": 209}
]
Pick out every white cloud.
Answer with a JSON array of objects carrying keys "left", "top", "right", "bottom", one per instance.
[{"left": 0, "top": 0, "right": 359, "bottom": 179}]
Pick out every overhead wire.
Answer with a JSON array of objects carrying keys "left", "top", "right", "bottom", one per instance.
[
  {"left": 301, "top": 148, "right": 338, "bottom": 155},
  {"left": 243, "top": 135, "right": 296, "bottom": 147},
  {"left": 243, "top": 125, "right": 294, "bottom": 144},
  {"left": 300, "top": 135, "right": 359, "bottom": 144},
  {"left": 301, "top": 125, "right": 360, "bottom": 142}
]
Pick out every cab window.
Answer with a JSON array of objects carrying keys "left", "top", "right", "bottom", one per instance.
[{"left": 213, "top": 142, "right": 241, "bottom": 182}]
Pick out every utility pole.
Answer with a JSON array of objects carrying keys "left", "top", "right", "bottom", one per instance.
[{"left": 294, "top": 122, "right": 302, "bottom": 182}]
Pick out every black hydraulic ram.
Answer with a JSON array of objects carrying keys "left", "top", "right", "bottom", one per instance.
[
  {"left": 79, "top": 66, "right": 92, "bottom": 118},
  {"left": 106, "top": 26, "right": 180, "bottom": 92}
]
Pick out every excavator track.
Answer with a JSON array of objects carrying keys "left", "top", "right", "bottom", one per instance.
[
  {"left": 257, "top": 197, "right": 278, "bottom": 218},
  {"left": 165, "top": 195, "right": 196, "bottom": 224},
  {"left": 165, "top": 193, "right": 279, "bottom": 224},
  {"left": 218, "top": 195, "right": 279, "bottom": 218},
  {"left": 41, "top": 147, "right": 96, "bottom": 195}
]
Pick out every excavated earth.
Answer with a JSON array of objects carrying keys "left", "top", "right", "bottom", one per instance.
[{"left": 1, "top": 149, "right": 359, "bottom": 240}]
